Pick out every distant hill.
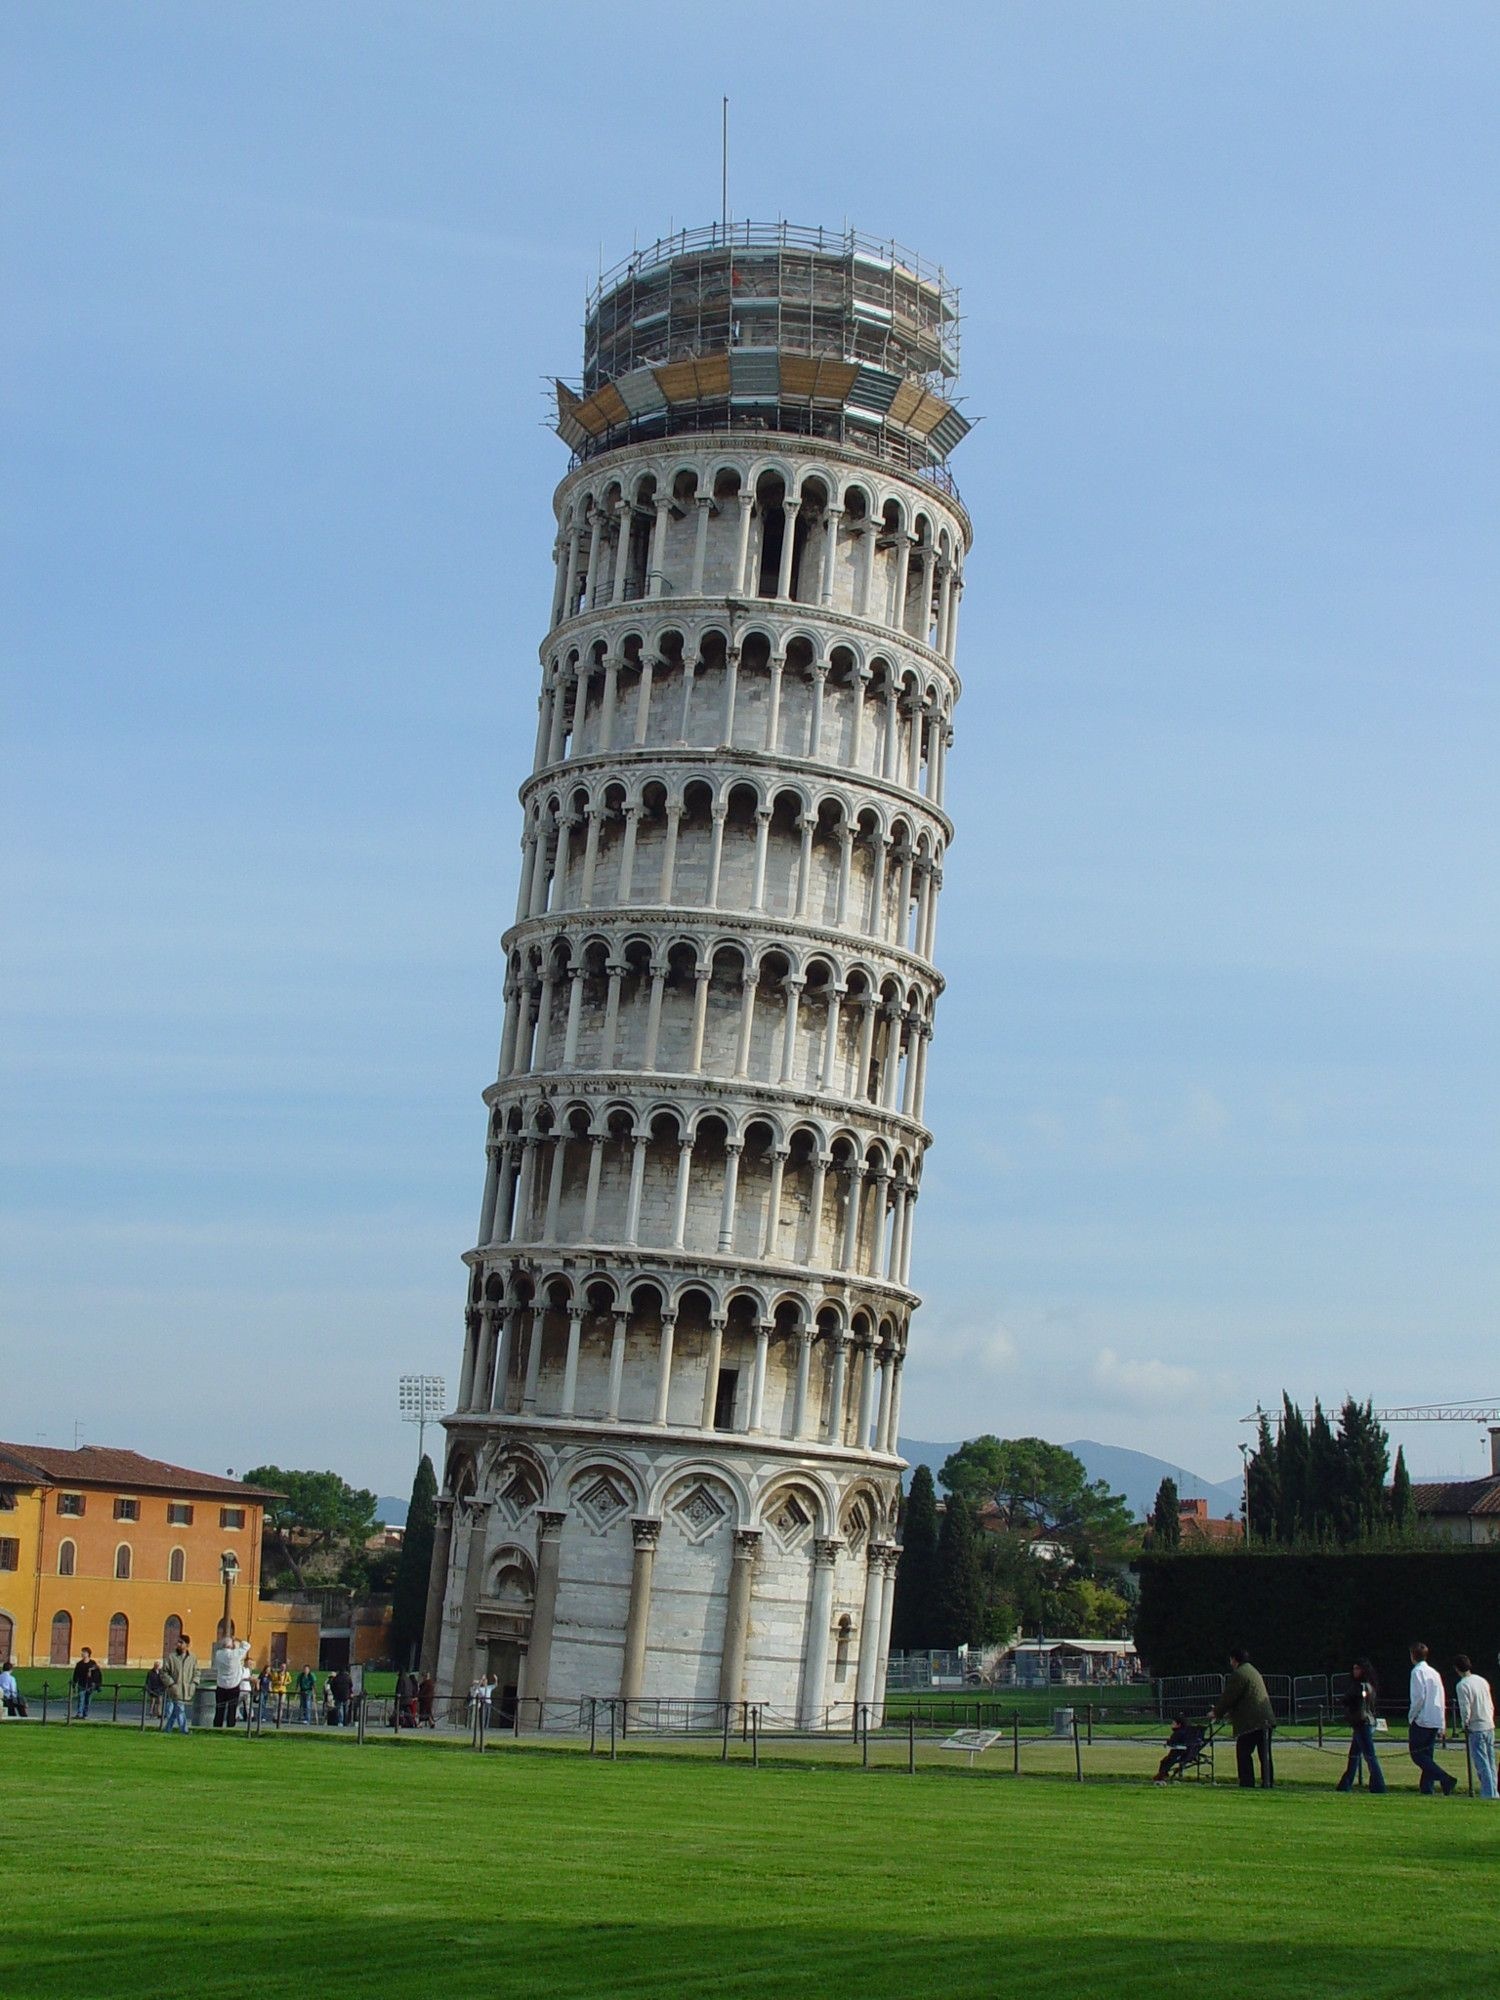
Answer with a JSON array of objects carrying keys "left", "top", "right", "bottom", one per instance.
[
  {"left": 376, "top": 1496, "right": 408, "bottom": 1528},
  {"left": 897, "top": 1437, "right": 1242, "bottom": 1520}
]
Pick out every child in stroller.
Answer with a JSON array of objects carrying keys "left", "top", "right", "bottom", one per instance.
[{"left": 1153, "top": 1712, "right": 1207, "bottom": 1783}]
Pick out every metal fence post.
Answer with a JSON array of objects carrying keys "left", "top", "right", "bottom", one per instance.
[
  {"left": 721, "top": 1704, "right": 730, "bottom": 1762},
  {"left": 1012, "top": 1713, "right": 1020, "bottom": 1775},
  {"left": 861, "top": 1704, "right": 869, "bottom": 1769},
  {"left": 751, "top": 1703, "right": 759, "bottom": 1767},
  {"left": 41, "top": 1681, "right": 50, "bottom": 1725},
  {"left": 589, "top": 1697, "right": 598, "bottom": 1756},
  {"left": 907, "top": 1712, "right": 915, "bottom": 1775},
  {"left": 609, "top": 1699, "right": 618, "bottom": 1760},
  {"left": 1072, "top": 1713, "right": 1083, "bottom": 1783}
]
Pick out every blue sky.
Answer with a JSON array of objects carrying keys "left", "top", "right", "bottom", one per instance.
[{"left": 5, "top": 3, "right": 1497, "bottom": 1496}]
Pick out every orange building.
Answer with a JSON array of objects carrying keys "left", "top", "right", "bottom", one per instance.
[{"left": 0, "top": 1443, "right": 277, "bottom": 1671}]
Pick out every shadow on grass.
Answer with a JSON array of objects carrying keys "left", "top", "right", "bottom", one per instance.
[{"left": 7, "top": 1909, "right": 1496, "bottom": 2000}]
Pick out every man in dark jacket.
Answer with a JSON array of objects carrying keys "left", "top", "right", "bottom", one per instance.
[
  {"left": 1211, "top": 1646, "right": 1276, "bottom": 1788},
  {"left": 71, "top": 1647, "right": 103, "bottom": 1719}
]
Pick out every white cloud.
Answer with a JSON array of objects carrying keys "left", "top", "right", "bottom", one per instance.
[{"left": 1091, "top": 1346, "right": 1200, "bottom": 1408}]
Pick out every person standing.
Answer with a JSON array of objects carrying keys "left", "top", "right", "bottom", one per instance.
[
  {"left": 1334, "top": 1660, "right": 1386, "bottom": 1794},
  {"left": 1453, "top": 1654, "right": 1497, "bottom": 1801},
  {"left": 1407, "top": 1642, "right": 1458, "bottom": 1795},
  {"left": 329, "top": 1664, "right": 354, "bottom": 1726},
  {"left": 295, "top": 1663, "right": 316, "bottom": 1725},
  {"left": 71, "top": 1647, "right": 102, "bottom": 1720},
  {"left": 211, "top": 1630, "right": 250, "bottom": 1729},
  {"left": 417, "top": 1671, "right": 436, "bottom": 1728},
  {"left": 160, "top": 1633, "right": 199, "bottom": 1734},
  {"left": 1210, "top": 1646, "right": 1276, "bottom": 1788}
]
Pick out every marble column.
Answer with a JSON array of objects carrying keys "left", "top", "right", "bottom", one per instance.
[
  {"left": 619, "top": 1516, "right": 661, "bottom": 1702},
  {"left": 799, "top": 1537, "right": 842, "bottom": 1728},
  {"left": 717, "top": 1528, "right": 762, "bottom": 1704},
  {"left": 523, "top": 1509, "right": 567, "bottom": 1712}
]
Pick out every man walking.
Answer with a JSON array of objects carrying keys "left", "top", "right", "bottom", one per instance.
[
  {"left": 1210, "top": 1646, "right": 1276, "bottom": 1788},
  {"left": 211, "top": 1628, "right": 250, "bottom": 1729},
  {"left": 1453, "top": 1654, "right": 1497, "bottom": 1800},
  {"left": 160, "top": 1633, "right": 199, "bottom": 1734},
  {"left": 71, "top": 1646, "right": 102, "bottom": 1720},
  {"left": 1407, "top": 1642, "right": 1457, "bottom": 1795}
]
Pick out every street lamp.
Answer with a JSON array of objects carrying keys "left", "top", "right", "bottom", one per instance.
[
  {"left": 399, "top": 1374, "right": 447, "bottom": 1467},
  {"left": 220, "top": 1550, "right": 240, "bottom": 1643}
]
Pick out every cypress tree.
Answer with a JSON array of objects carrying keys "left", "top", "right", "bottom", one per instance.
[
  {"left": 1309, "top": 1399, "right": 1340, "bottom": 1540},
  {"left": 1390, "top": 1444, "right": 1414, "bottom": 1531},
  {"left": 1275, "top": 1395, "right": 1311, "bottom": 1542},
  {"left": 1245, "top": 1410, "right": 1278, "bottom": 1541},
  {"left": 1150, "top": 1476, "right": 1181, "bottom": 1548},
  {"left": 1336, "top": 1397, "right": 1390, "bottom": 1541},
  {"left": 890, "top": 1464, "right": 940, "bottom": 1650},
  {"left": 390, "top": 1453, "right": 438, "bottom": 1669},
  {"left": 932, "top": 1495, "right": 985, "bottom": 1650}
]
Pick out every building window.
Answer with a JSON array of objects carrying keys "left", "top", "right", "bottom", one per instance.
[
  {"left": 108, "top": 1612, "right": 129, "bottom": 1667},
  {"left": 57, "top": 1493, "right": 85, "bottom": 1517},
  {"left": 113, "top": 1497, "right": 139, "bottom": 1522},
  {"left": 0, "top": 1537, "right": 18, "bottom": 1572},
  {"left": 115, "top": 1543, "right": 132, "bottom": 1580},
  {"left": 166, "top": 1503, "right": 194, "bottom": 1526},
  {"left": 219, "top": 1506, "right": 245, "bottom": 1530},
  {"left": 50, "top": 1609, "right": 72, "bottom": 1665},
  {"left": 58, "top": 1538, "right": 76, "bottom": 1578},
  {"left": 168, "top": 1546, "right": 186, "bottom": 1584},
  {"left": 0, "top": 1487, "right": 17, "bottom": 1510}
]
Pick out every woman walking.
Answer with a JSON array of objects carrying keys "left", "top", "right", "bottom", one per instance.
[{"left": 1335, "top": 1660, "right": 1387, "bottom": 1794}]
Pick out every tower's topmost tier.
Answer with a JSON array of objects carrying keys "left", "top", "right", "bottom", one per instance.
[{"left": 555, "top": 222, "right": 970, "bottom": 481}]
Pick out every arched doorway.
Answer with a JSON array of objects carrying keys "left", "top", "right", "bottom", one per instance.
[
  {"left": 0, "top": 1610, "right": 13, "bottom": 1663},
  {"left": 108, "top": 1613, "right": 129, "bottom": 1667},
  {"left": 50, "top": 1609, "right": 71, "bottom": 1665},
  {"left": 162, "top": 1615, "right": 183, "bottom": 1656}
]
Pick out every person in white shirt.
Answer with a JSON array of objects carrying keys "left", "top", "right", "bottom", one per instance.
[
  {"left": 1407, "top": 1642, "right": 1457, "bottom": 1795},
  {"left": 1453, "top": 1654, "right": 1497, "bottom": 1800},
  {"left": 211, "top": 1632, "right": 251, "bottom": 1731}
]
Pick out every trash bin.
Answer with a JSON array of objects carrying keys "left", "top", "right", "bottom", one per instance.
[{"left": 1052, "top": 1706, "right": 1075, "bottom": 1738}]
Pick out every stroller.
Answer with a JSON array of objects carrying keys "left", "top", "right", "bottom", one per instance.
[{"left": 1154, "top": 1714, "right": 1213, "bottom": 1784}]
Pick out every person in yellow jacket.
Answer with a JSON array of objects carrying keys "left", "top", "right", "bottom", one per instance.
[{"left": 1211, "top": 1647, "right": 1277, "bottom": 1789}]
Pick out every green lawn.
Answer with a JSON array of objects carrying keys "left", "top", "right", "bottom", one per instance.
[{"left": 5, "top": 1728, "right": 1496, "bottom": 1999}]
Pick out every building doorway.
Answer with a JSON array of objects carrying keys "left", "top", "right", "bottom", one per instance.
[{"left": 486, "top": 1639, "right": 522, "bottom": 1727}]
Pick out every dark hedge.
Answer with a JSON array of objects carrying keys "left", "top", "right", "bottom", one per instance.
[{"left": 1135, "top": 1546, "right": 1500, "bottom": 1696}]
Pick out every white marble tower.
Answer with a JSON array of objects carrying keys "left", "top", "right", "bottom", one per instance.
[{"left": 425, "top": 223, "right": 971, "bottom": 1723}]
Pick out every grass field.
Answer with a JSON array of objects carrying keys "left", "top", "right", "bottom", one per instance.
[{"left": 6, "top": 1728, "right": 1497, "bottom": 1999}]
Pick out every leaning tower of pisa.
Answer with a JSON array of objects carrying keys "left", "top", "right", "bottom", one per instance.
[{"left": 425, "top": 224, "right": 971, "bottom": 1723}]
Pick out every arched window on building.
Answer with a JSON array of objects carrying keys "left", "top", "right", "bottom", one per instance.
[
  {"left": 108, "top": 1612, "right": 129, "bottom": 1667},
  {"left": 50, "top": 1609, "right": 71, "bottom": 1665},
  {"left": 57, "top": 1538, "right": 76, "bottom": 1578},
  {"left": 162, "top": 1615, "right": 182, "bottom": 1655},
  {"left": 114, "top": 1544, "right": 132, "bottom": 1581},
  {"left": 168, "top": 1547, "right": 186, "bottom": 1584}
]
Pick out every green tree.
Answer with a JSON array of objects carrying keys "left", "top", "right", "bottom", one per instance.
[
  {"left": 390, "top": 1453, "right": 438, "bottom": 1668},
  {"left": 1150, "top": 1477, "right": 1181, "bottom": 1548},
  {"left": 938, "top": 1435, "right": 1132, "bottom": 1566},
  {"left": 1390, "top": 1444, "right": 1414, "bottom": 1530},
  {"left": 1274, "top": 1395, "right": 1311, "bottom": 1542},
  {"left": 1245, "top": 1410, "right": 1277, "bottom": 1540},
  {"left": 243, "top": 1465, "right": 380, "bottom": 1589},
  {"left": 1309, "top": 1399, "right": 1341, "bottom": 1540},
  {"left": 1335, "top": 1397, "right": 1390, "bottom": 1540},
  {"left": 931, "top": 1497, "right": 985, "bottom": 1650}
]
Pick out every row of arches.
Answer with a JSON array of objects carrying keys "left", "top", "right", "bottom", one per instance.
[
  {"left": 455, "top": 1273, "right": 909, "bottom": 1457},
  {"left": 515, "top": 781, "right": 944, "bottom": 962},
  {"left": 496, "top": 934, "right": 935, "bottom": 1119},
  {"left": 450, "top": 1438, "right": 901, "bottom": 1547},
  {"left": 532, "top": 626, "right": 953, "bottom": 805},
  {"left": 475, "top": 1102, "right": 923, "bottom": 1286},
  {"left": 549, "top": 457, "right": 966, "bottom": 666}
]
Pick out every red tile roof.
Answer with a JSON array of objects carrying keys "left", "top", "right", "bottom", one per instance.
[
  {"left": 0, "top": 1442, "right": 279, "bottom": 1500},
  {"left": 1412, "top": 1477, "right": 1500, "bottom": 1519}
]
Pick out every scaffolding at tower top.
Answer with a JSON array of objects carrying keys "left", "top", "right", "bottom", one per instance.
[{"left": 557, "top": 221, "right": 971, "bottom": 482}]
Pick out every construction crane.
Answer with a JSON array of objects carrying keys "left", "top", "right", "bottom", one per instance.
[{"left": 1242, "top": 1399, "right": 1500, "bottom": 1427}]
